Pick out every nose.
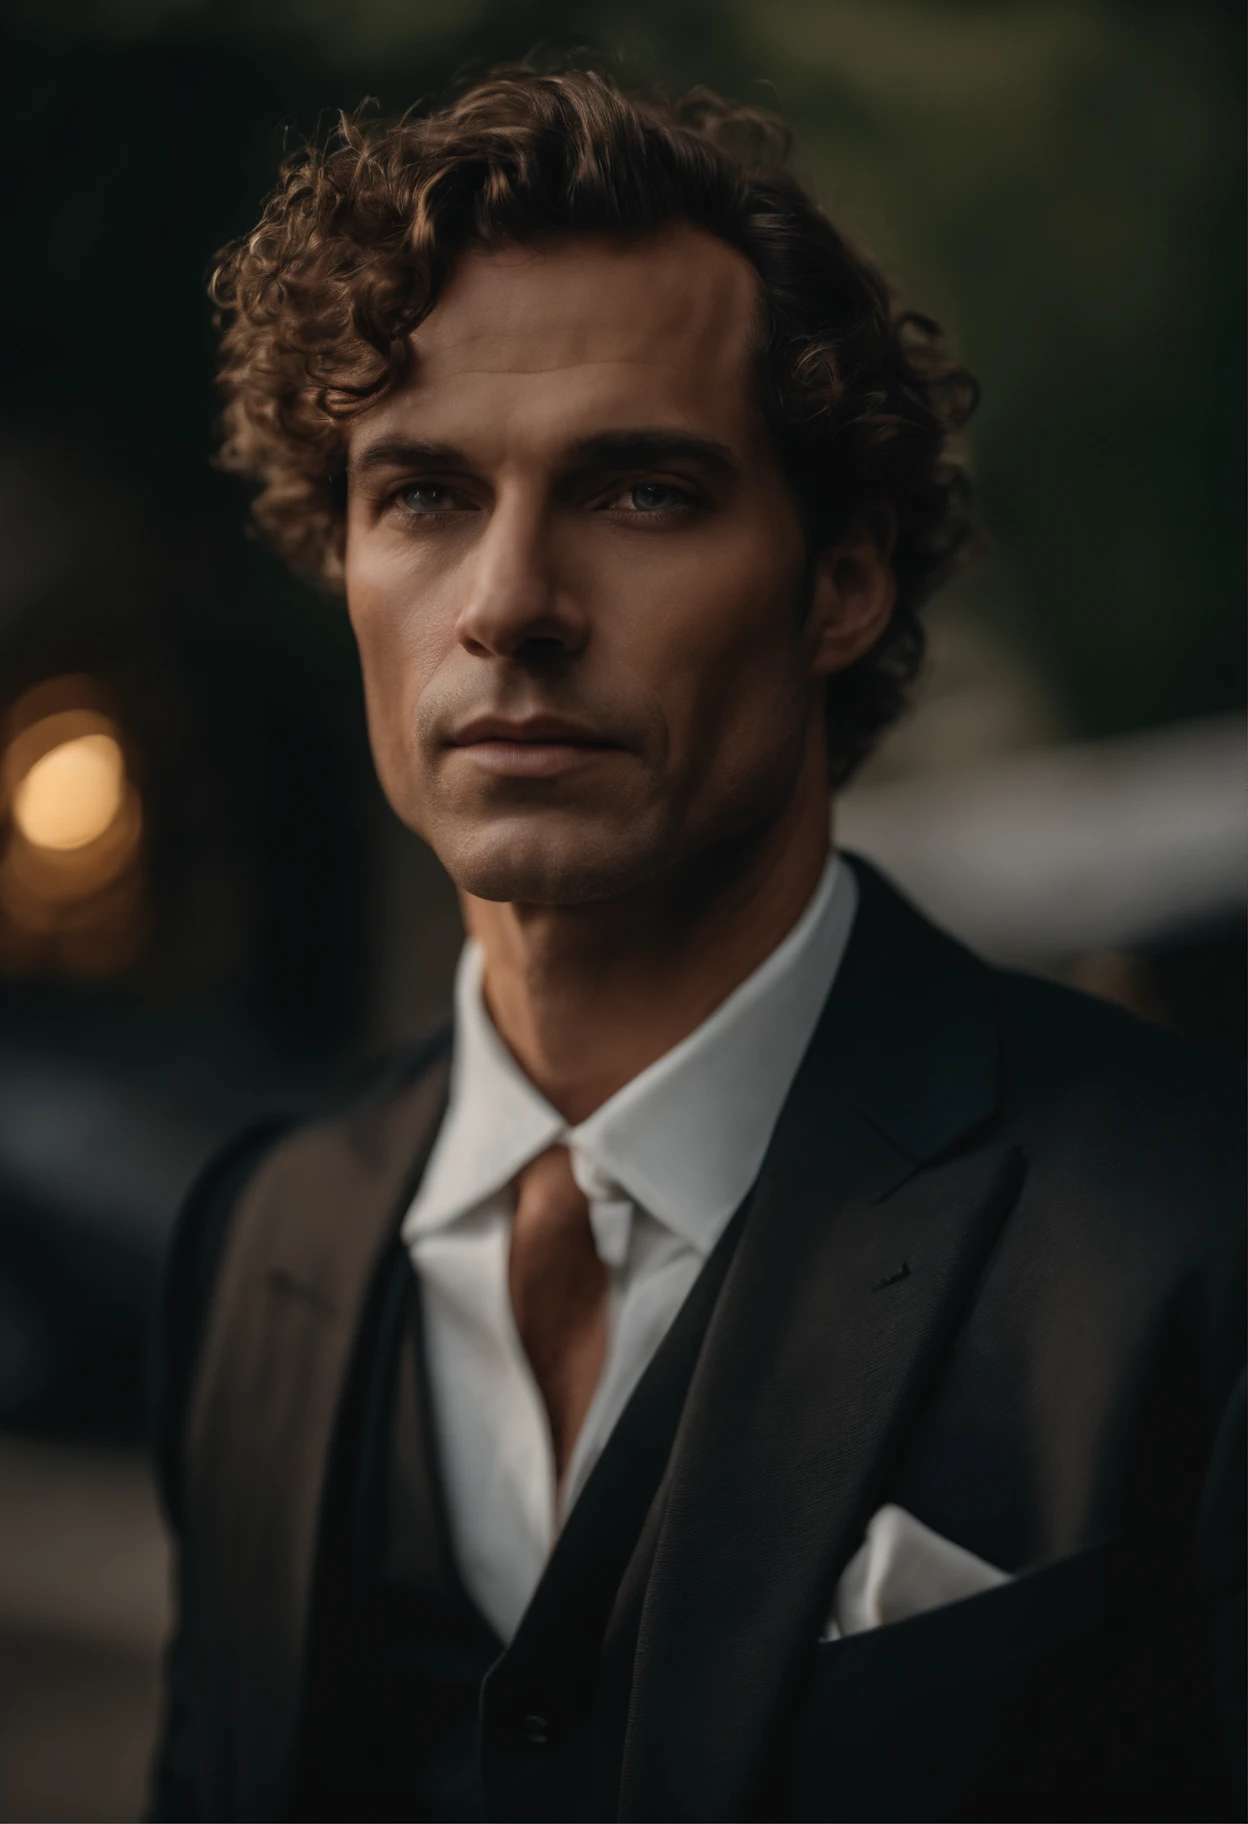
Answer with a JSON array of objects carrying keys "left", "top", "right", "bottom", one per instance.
[{"left": 455, "top": 494, "right": 588, "bottom": 661}]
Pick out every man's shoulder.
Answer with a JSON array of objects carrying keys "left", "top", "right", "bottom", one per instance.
[
  {"left": 844, "top": 856, "right": 1242, "bottom": 1207},
  {"left": 993, "top": 961, "right": 1242, "bottom": 1137},
  {"left": 153, "top": 1021, "right": 452, "bottom": 1525},
  {"left": 165, "top": 1021, "right": 452, "bottom": 1318},
  {"left": 988, "top": 963, "right": 1243, "bottom": 1255}
]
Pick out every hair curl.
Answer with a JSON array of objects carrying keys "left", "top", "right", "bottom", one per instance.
[{"left": 211, "top": 65, "right": 978, "bottom": 785}]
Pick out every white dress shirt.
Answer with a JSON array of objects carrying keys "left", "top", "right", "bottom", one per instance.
[{"left": 402, "top": 852, "right": 857, "bottom": 1644}]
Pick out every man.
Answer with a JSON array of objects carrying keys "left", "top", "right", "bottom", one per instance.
[{"left": 152, "top": 67, "right": 1244, "bottom": 1823}]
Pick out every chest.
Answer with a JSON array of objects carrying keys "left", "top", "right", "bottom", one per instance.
[
  {"left": 409, "top": 1203, "right": 706, "bottom": 1640},
  {"left": 298, "top": 1221, "right": 740, "bottom": 1822}
]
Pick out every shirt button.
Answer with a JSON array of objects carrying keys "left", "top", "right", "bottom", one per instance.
[{"left": 521, "top": 1710, "right": 552, "bottom": 1747}]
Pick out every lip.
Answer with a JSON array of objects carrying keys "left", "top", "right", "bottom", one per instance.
[{"left": 446, "top": 713, "right": 622, "bottom": 779}]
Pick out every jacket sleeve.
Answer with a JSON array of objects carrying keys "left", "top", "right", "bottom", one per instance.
[
  {"left": 1196, "top": 1362, "right": 1247, "bottom": 1819},
  {"left": 146, "top": 1119, "right": 290, "bottom": 1822},
  {"left": 146, "top": 1023, "right": 454, "bottom": 1818}
]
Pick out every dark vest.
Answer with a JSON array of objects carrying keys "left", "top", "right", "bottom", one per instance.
[
  {"left": 202, "top": 1102, "right": 749, "bottom": 1822},
  {"left": 290, "top": 1273, "right": 501, "bottom": 1822}
]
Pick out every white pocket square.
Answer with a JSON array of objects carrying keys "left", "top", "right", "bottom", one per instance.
[{"left": 821, "top": 1503, "right": 1010, "bottom": 1641}]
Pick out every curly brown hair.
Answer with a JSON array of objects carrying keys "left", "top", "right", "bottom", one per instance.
[{"left": 211, "top": 65, "right": 978, "bottom": 785}]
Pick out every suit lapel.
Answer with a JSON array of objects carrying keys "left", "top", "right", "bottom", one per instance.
[
  {"left": 618, "top": 859, "right": 1023, "bottom": 1821},
  {"left": 184, "top": 1038, "right": 451, "bottom": 1823}
]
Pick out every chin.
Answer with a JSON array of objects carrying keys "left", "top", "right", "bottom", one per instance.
[{"left": 434, "top": 814, "right": 665, "bottom": 907}]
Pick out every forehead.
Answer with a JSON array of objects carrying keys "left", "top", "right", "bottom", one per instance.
[{"left": 353, "top": 225, "right": 765, "bottom": 457}]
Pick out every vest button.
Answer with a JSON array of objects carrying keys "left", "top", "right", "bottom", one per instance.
[{"left": 521, "top": 1710, "right": 552, "bottom": 1747}]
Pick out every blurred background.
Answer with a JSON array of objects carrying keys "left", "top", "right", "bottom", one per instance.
[{"left": 0, "top": 1, "right": 1242, "bottom": 1815}]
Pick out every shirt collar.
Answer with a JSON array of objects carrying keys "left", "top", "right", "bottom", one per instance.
[
  {"left": 403, "top": 852, "right": 857, "bottom": 1260},
  {"left": 403, "top": 940, "right": 565, "bottom": 1244}
]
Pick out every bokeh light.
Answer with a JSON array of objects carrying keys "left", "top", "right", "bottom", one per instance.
[
  {"left": 0, "top": 692, "right": 144, "bottom": 958},
  {"left": 12, "top": 732, "right": 126, "bottom": 853}
]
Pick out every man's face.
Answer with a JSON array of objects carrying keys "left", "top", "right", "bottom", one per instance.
[{"left": 344, "top": 226, "right": 830, "bottom": 905}]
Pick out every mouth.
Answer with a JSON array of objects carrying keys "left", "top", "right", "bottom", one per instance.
[{"left": 445, "top": 714, "right": 622, "bottom": 780}]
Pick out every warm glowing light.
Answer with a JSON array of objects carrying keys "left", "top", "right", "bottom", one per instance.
[{"left": 12, "top": 733, "right": 126, "bottom": 852}]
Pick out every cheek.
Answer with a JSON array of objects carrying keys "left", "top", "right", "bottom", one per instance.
[
  {"left": 628, "top": 538, "right": 809, "bottom": 791},
  {"left": 345, "top": 547, "right": 446, "bottom": 808}
]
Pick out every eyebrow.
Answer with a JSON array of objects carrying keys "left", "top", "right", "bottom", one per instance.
[
  {"left": 564, "top": 430, "right": 741, "bottom": 480},
  {"left": 347, "top": 428, "right": 741, "bottom": 483},
  {"left": 349, "top": 438, "right": 467, "bottom": 480}
]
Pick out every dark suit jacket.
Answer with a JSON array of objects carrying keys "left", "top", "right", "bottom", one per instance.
[{"left": 151, "top": 857, "right": 1245, "bottom": 1822}]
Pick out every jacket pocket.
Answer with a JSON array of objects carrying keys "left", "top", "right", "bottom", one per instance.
[
  {"left": 774, "top": 1539, "right": 1148, "bottom": 1823},
  {"left": 813, "top": 1533, "right": 1113, "bottom": 1678}
]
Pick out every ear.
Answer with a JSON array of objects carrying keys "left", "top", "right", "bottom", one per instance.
[{"left": 806, "top": 509, "right": 897, "bottom": 679}]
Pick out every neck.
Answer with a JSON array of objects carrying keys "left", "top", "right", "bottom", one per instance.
[{"left": 463, "top": 744, "right": 834, "bottom": 1125}]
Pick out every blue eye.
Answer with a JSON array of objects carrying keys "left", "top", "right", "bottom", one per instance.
[
  {"left": 400, "top": 483, "right": 455, "bottom": 513},
  {"left": 626, "top": 483, "right": 683, "bottom": 511}
]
